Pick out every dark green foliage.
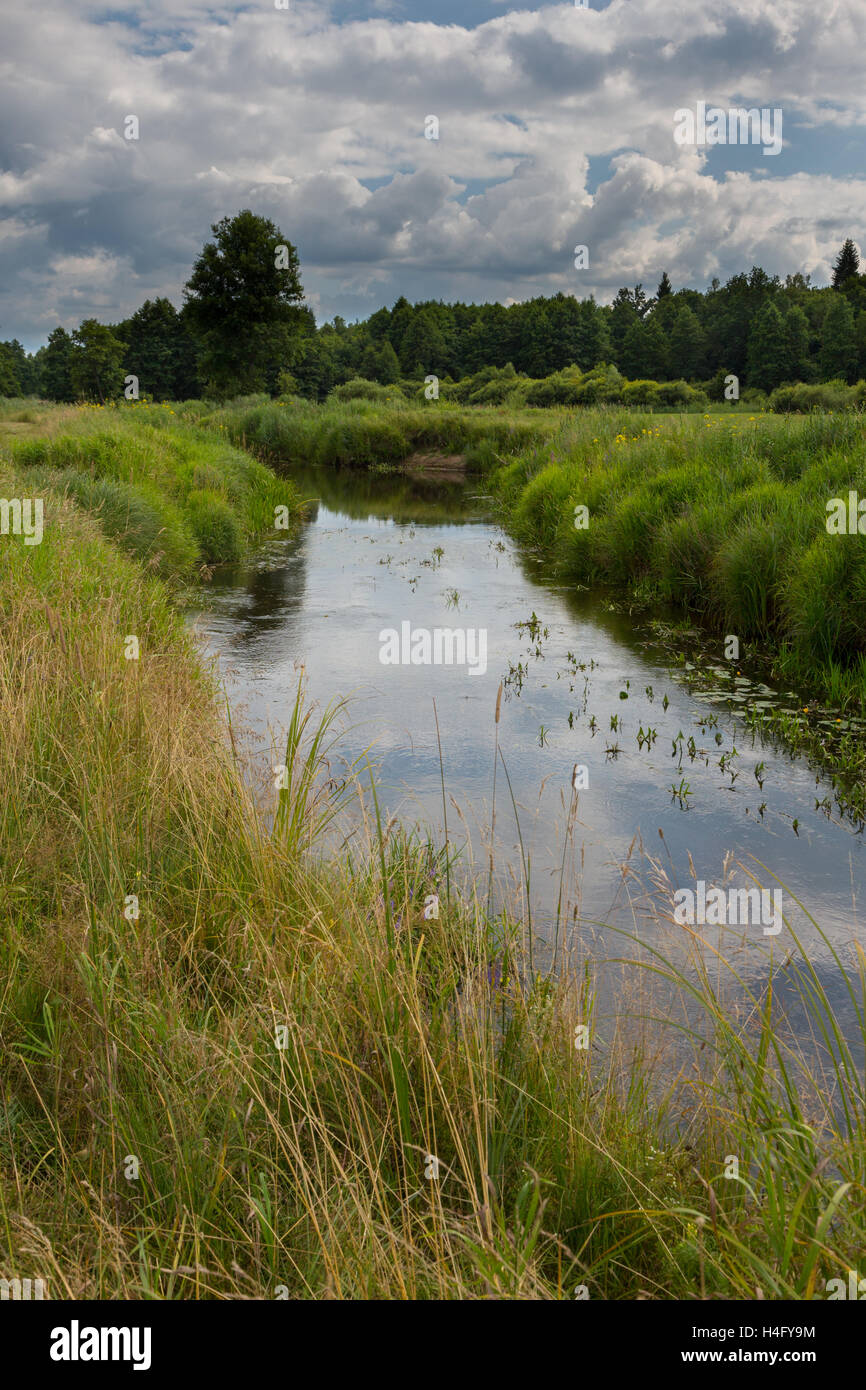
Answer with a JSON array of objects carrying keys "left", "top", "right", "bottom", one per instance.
[
  {"left": 819, "top": 294, "right": 858, "bottom": 383},
  {"left": 746, "top": 300, "right": 791, "bottom": 393},
  {"left": 668, "top": 304, "right": 708, "bottom": 380},
  {"left": 0, "top": 339, "right": 41, "bottom": 397},
  {"left": 117, "top": 298, "right": 199, "bottom": 400},
  {"left": 832, "top": 238, "right": 860, "bottom": 290},
  {"left": 656, "top": 270, "right": 673, "bottom": 299},
  {"left": 15, "top": 230, "right": 866, "bottom": 404},
  {"left": 69, "top": 319, "right": 127, "bottom": 402},
  {"left": 40, "top": 327, "right": 76, "bottom": 402},
  {"left": 183, "top": 210, "right": 306, "bottom": 397}
]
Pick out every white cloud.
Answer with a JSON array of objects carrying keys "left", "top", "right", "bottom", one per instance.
[{"left": 1, "top": 0, "right": 865, "bottom": 344}]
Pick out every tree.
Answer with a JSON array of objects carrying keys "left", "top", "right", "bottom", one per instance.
[
  {"left": 359, "top": 341, "right": 381, "bottom": 381},
  {"left": 0, "top": 339, "right": 41, "bottom": 395},
  {"left": 376, "top": 339, "right": 400, "bottom": 384},
  {"left": 609, "top": 287, "right": 640, "bottom": 359},
  {"left": 856, "top": 310, "right": 866, "bottom": 381},
  {"left": 832, "top": 238, "right": 860, "bottom": 290},
  {"left": 785, "top": 304, "right": 812, "bottom": 383},
  {"left": 119, "top": 297, "right": 198, "bottom": 400},
  {"left": 41, "top": 327, "right": 75, "bottom": 402},
  {"left": 366, "top": 307, "right": 391, "bottom": 341},
  {"left": 573, "top": 298, "right": 611, "bottom": 370},
  {"left": 641, "top": 314, "right": 671, "bottom": 379},
  {"left": 387, "top": 297, "right": 413, "bottom": 357},
  {"left": 69, "top": 320, "right": 126, "bottom": 402},
  {"left": 292, "top": 336, "right": 337, "bottom": 400},
  {"left": 819, "top": 293, "right": 858, "bottom": 381},
  {"left": 398, "top": 309, "right": 446, "bottom": 376},
  {"left": 620, "top": 320, "right": 652, "bottom": 379},
  {"left": 656, "top": 270, "right": 673, "bottom": 299},
  {"left": 0, "top": 342, "right": 20, "bottom": 396},
  {"left": 668, "top": 304, "right": 707, "bottom": 379},
  {"left": 183, "top": 210, "right": 306, "bottom": 397},
  {"left": 746, "top": 300, "right": 790, "bottom": 392},
  {"left": 513, "top": 299, "right": 555, "bottom": 377}
]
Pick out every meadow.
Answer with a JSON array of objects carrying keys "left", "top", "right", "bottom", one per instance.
[{"left": 0, "top": 396, "right": 864, "bottom": 1300}]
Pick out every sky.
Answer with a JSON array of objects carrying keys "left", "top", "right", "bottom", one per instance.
[{"left": 2, "top": 0, "right": 866, "bottom": 351}]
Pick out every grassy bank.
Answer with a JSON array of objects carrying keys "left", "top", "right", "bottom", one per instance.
[
  {"left": 0, "top": 418, "right": 865, "bottom": 1298},
  {"left": 482, "top": 408, "right": 866, "bottom": 801},
  {"left": 177, "top": 394, "right": 558, "bottom": 472},
  {"left": 2, "top": 404, "right": 303, "bottom": 579}
]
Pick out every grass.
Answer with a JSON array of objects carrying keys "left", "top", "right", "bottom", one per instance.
[
  {"left": 0, "top": 412, "right": 865, "bottom": 1299},
  {"left": 1, "top": 403, "right": 304, "bottom": 579},
  {"left": 177, "top": 394, "right": 558, "bottom": 473},
  {"left": 480, "top": 409, "right": 866, "bottom": 793}
]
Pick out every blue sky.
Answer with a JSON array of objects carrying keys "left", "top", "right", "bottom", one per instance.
[{"left": 2, "top": 0, "right": 865, "bottom": 350}]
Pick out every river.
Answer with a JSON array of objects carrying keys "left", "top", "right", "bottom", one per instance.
[{"left": 188, "top": 460, "right": 866, "bottom": 1039}]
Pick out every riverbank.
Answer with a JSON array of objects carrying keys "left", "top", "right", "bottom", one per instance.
[
  {"left": 3, "top": 404, "right": 304, "bottom": 580},
  {"left": 176, "top": 394, "right": 557, "bottom": 472},
  {"left": 1, "top": 410, "right": 864, "bottom": 1300},
  {"left": 483, "top": 408, "right": 866, "bottom": 813}
]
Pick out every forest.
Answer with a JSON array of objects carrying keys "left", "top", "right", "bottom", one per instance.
[{"left": 3, "top": 233, "right": 865, "bottom": 406}]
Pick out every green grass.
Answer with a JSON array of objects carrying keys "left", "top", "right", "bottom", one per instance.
[
  {"left": 487, "top": 410, "right": 866, "bottom": 698},
  {"left": 1, "top": 403, "right": 304, "bottom": 578},
  {"left": 183, "top": 394, "right": 558, "bottom": 473}
]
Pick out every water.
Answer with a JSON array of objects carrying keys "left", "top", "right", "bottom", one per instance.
[{"left": 188, "top": 461, "right": 866, "bottom": 1032}]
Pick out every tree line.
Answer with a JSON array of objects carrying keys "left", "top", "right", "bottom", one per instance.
[{"left": 2, "top": 213, "right": 865, "bottom": 403}]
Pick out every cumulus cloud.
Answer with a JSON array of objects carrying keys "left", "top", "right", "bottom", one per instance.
[{"left": 1, "top": 0, "right": 865, "bottom": 345}]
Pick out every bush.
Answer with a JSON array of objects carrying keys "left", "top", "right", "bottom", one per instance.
[
  {"left": 331, "top": 378, "right": 398, "bottom": 403},
  {"left": 525, "top": 372, "right": 582, "bottom": 407},
  {"left": 769, "top": 381, "right": 858, "bottom": 413},
  {"left": 621, "top": 380, "right": 662, "bottom": 406},
  {"left": 653, "top": 379, "right": 702, "bottom": 408}
]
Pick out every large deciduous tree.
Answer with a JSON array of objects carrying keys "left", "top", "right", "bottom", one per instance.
[{"left": 183, "top": 210, "right": 306, "bottom": 397}]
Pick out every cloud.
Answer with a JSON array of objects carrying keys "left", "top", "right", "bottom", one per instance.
[{"left": 1, "top": 0, "right": 865, "bottom": 346}]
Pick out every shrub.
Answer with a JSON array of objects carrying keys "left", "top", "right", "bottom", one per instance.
[
  {"left": 769, "top": 381, "right": 857, "bottom": 413},
  {"left": 621, "top": 380, "right": 661, "bottom": 407},
  {"left": 331, "top": 378, "right": 396, "bottom": 403}
]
